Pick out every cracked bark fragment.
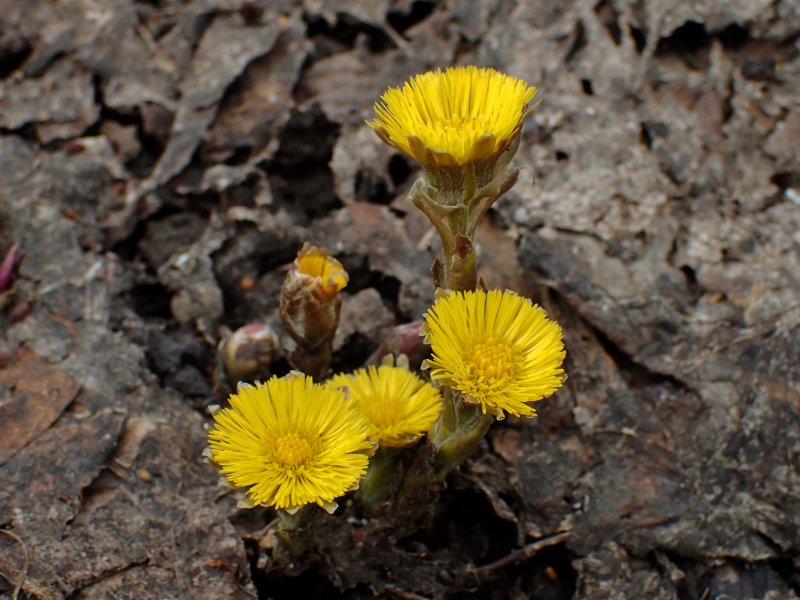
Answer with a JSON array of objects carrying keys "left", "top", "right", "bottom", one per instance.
[
  {"left": 108, "top": 12, "right": 292, "bottom": 245},
  {"left": 0, "top": 346, "right": 82, "bottom": 466}
]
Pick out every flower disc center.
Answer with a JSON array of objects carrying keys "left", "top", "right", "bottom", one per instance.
[
  {"left": 274, "top": 432, "right": 314, "bottom": 467},
  {"left": 443, "top": 114, "right": 467, "bottom": 128},
  {"left": 363, "top": 396, "right": 403, "bottom": 430},
  {"left": 440, "top": 114, "right": 487, "bottom": 134},
  {"left": 470, "top": 338, "right": 514, "bottom": 382}
]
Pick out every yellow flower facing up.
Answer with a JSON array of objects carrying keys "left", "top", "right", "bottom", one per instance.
[
  {"left": 327, "top": 361, "right": 443, "bottom": 447},
  {"left": 423, "top": 290, "right": 565, "bottom": 419},
  {"left": 368, "top": 66, "right": 537, "bottom": 170},
  {"left": 208, "top": 375, "right": 372, "bottom": 512}
]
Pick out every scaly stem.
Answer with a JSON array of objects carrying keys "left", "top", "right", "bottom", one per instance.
[
  {"left": 356, "top": 447, "right": 407, "bottom": 515},
  {"left": 398, "top": 389, "right": 492, "bottom": 503},
  {"left": 409, "top": 164, "right": 519, "bottom": 291},
  {"left": 274, "top": 505, "right": 316, "bottom": 558},
  {"left": 429, "top": 389, "right": 493, "bottom": 479},
  {"left": 287, "top": 343, "right": 332, "bottom": 381}
]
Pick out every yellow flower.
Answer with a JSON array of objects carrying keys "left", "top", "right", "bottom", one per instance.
[
  {"left": 208, "top": 374, "right": 372, "bottom": 512},
  {"left": 368, "top": 66, "right": 536, "bottom": 169},
  {"left": 327, "top": 361, "right": 443, "bottom": 447},
  {"left": 422, "top": 290, "right": 565, "bottom": 418},
  {"left": 292, "top": 243, "right": 348, "bottom": 302}
]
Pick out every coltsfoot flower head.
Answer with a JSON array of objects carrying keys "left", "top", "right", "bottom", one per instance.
[
  {"left": 368, "top": 66, "right": 536, "bottom": 172},
  {"left": 368, "top": 67, "right": 537, "bottom": 291},
  {"left": 281, "top": 242, "right": 347, "bottom": 349},
  {"left": 208, "top": 374, "right": 372, "bottom": 512},
  {"left": 422, "top": 290, "right": 565, "bottom": 419},
  {"left": 327, "top": 357, "right": 443, "bottom": 447}
]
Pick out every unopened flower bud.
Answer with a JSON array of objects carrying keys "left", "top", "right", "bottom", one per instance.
[
  {"left": 221, "top": 323, "right": 279, "bottom": 382},
  {"left": 280, "top": 243, "right": 348, "bottom": 350},
  {"left": 367, "top": 321, "right": 428, "bottom": 370},
  {"left": 392, "top": 322, "right": 428, "bottom": 368}
]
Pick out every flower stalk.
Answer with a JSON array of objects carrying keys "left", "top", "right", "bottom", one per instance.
[
  {"left": 428, "top": 389, "right": 493, "bottom": 480},
  {"left": 274, "top": 505, "right": 317, "bottom": 558},
  {"left": 369, "top": 66, "right": 535, "bottom": 291},
  {"left": 395, "top": 391, "right": 492, "bottom": 508},
  {"left": 355, "top": 447, "right": 408, "bottom": 515},
  {"left": 409, "top": 164, "right": 519, "bottom": 290}
]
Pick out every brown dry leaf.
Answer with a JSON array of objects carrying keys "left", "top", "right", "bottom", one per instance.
[
  {"left": 202, "top": 24, "right": 309, "bottom": 163},
  {"left": 333, "top": 288, "right": 395, "bottom": 353},
  {"left": 299, "top": 49, "right": 385, "bottom": 124},
  {"left": 138, "top": 14, "right": 288, "bottom": 191},
  {"left": 491, "top": 428, "right": 523, "bottom": 462},
  {"left": 0, "top": 345, "right": 82, "bottom": 466}
]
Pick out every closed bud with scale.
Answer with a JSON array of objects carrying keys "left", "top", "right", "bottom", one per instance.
[
  {"left": 221, "top": 323, "right": 279, "bottom": 383},
  {"left": 280, "top": 243, "right": 348, "bottom": 379},
  {"left": 280, "top": 243, "right": 348, "bottom": 350}
]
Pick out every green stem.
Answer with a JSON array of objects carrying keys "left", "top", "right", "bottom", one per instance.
[
  {"left": 398, "top": 390, "right": 492, "bottom": 503},
  {"left": 447, "top": 235, "right": 477, "bottom": 292},
  {"left": 275, "top": 506, "right": 316, "bottom": 558},
  {"left": 356, "top": 447, "right": 407, "bottom": 515},
  {"left": 429, "top": 390, "right": 493, "bottom": 480},
  {"left": 412, "top": 162, "right": 519, "bottom": 292}
]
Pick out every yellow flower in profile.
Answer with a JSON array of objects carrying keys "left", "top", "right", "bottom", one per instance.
[
  {"left": 292, "top": 243, "right": 348, "bottom": 302},
  {"left": 423, "top": 290, "right": 565, "bottom": 419},
  {"left": 208, "top": 374, "right": 372, "bottom": 512},
  {"left": 281, "top": 243, "right": 348, "bottom": 354},
  {"left": 368, "top": 66, "right": 537, "bottom": 170},
  {"left": 327, "top": 360, "right": 443, "bottom": 447}
]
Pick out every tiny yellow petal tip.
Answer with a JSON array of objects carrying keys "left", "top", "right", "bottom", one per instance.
[{"left": 320, "top": 500, "right": 339, "bottom": 515}]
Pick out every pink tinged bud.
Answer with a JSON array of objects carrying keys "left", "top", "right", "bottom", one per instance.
[
  {"left": 0, "top": 244, "right": 24, "bottom": 294},
  {"left": 222, "top": 323, "right": 280, "bottom": 382},
  {"left": 392, "top": 321, "right": 428, "bottom": 369},
  {"left": 280, "top": 243, "right": 348, "bottom": 350},
  {"left": 395, "top": 321, "right": 423, "bottom": 353}
]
